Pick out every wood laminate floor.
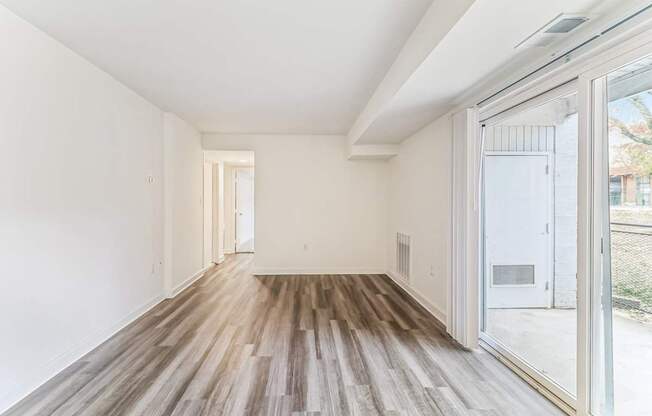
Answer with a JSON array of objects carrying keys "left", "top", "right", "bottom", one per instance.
[{"left": 4, "top": 254, "right": 563, "bottom": 416}]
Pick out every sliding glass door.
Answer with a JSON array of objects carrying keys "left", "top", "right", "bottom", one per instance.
[
  {"left": 480, "top": 85, "right": 579, "bottom": 408},
  {"left": 477, "top": 31, "right": 652, "bottom": 416},
  {"left": 591, "top": 53, "right": 652, "bottom": 416}
]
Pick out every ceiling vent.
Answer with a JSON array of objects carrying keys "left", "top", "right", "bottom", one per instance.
[{"left": 516, "top": 14, "right": 590, "bottom": 49}]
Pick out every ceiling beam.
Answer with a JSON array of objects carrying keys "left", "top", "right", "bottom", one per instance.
[
  {"left": 346, "top": 144, "right": 399, "bottom": 160},
  {"left": 347, "top": 0, "right": 475, "bottom": 146}
]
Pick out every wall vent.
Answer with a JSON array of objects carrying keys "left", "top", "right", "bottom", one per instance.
[
  {"left": 492, "top": 264, "right": 535, "bottom": 287},
  {"left": 396, "top": 233, "right": 411, "bottom": 280},
  {"left": 516, "top": 14, "right": 590, "bottom": 50}
]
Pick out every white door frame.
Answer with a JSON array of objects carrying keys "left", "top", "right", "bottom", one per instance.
[
  {"left": 579, "top": 37, "right": 652, "bottom": 416},
  {"left": 203, "top": 162, "right": 214, "bottom": 268}
]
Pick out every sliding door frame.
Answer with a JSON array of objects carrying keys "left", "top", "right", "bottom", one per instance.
[
  {"left": 579, "top": 37, "right": 652, "bottom": 416},
  {"left": 479, "top": 82, "right": 579, "bottom": 413}
]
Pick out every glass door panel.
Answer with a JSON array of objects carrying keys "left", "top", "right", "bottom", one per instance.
[
  {"left": 596, "top": 54, "right": 652, "bottom": 416},
  {"left": 482, "top": 90, "right": 579, "bottom": 400}
]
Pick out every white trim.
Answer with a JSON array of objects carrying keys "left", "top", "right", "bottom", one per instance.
[
  {"left": 589, "top": 75, "right": 613, "bottom": 416},
  {"left": 386, "top": 270, "right": 447, "bottom": 326},
  {"left": 168, "top": 265, "right": 212, "bottom": 298},
  {"left": 479, "top": 338, "right": 575, "bottom": 416},
  {"left": 0, "top": 293, "right": 165, "bottom": 414},
  {"left": 252, "top": 267, "right": 385, "bottom": 276},
  {"left": 576, "top": 64, "right": 593, "bottom": 416},
  {"left": 481, "top": 79, "right": 579, "bottom": 125},
  {"left": 203, "top": 162, "right": 214, "bottom": 269}
]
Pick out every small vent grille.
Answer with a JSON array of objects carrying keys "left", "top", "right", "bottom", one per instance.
[
  {"left": 492, "top": 265, "right": 535, "bottom": 286},
  {"left": 544, "top": 17, "right": 588, "bottom": 34},
  {"left": 396, "top": 233, "right": 410, "bottom": 280},
  {"left": 515, "top": 14, "right": 590, "bottom": 49}
]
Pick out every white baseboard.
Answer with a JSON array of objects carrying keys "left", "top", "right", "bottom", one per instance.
[
  {"left": 169, "top": 265, "right": 212, "bottom": 298},
  {"left": 252, "top": 267, "right": 385, "bottom": 276},
  {"left": 0, "top": 292, "right": 164, "bottom": 414},
  {"left": 385, "top": 270, "right": 447, "bottom": 326}
]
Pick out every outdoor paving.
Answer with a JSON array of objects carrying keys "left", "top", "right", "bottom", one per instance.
[{"left": 486, "top": 308, "right": 652, "bottom": 416}]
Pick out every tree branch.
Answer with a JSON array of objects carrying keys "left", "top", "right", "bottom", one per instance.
[
  {"left": 610, "top": 95, "right": 652, "bottom": 145},
  {"left": 630, "top": 96, "right": 652, "bottom": 132}
]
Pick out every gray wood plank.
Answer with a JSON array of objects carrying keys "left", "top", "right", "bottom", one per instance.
[{"left": 2, "top": 254, "right": 563, "bottom": 416}]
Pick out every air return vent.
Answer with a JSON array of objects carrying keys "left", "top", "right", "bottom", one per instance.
[
  {"left": 544, "top": 17, "right": 588, "bottom": 34},
  {"left": 396, "top": 233, "right": 410, "bottom": 280},
  {"left": 516, "top": 14, "right": 590, "bottom": 49},
  {"left": 492, "top": 265, "right": 535, "bottom": 286}
]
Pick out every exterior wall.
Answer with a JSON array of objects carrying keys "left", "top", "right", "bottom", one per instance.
[
  {"left": 553, "top": 113, "right": 578, "bottom": 308},
  {"left": 484, "top": 125, "right": 555, "bottom": 152},
  {"left": 624, "top": 175, "right": 637, "bottom": 205}
]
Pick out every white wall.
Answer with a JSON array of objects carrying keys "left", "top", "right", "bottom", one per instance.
[
  {"left": 387, "top": 116, "right": 452, "bottom": 321},
  {"left": 203, "top": 134, "right": 389, "bottom": 273},
  {"left": 163, "top": 113, "right": 205, "bottom": 296},
  {"left": 0, "top": 6, "right": 165, "bottom": 412}
]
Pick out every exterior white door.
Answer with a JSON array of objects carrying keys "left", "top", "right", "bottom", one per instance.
[
  {"left": 484, "top": 154, "right": 551, "bottom": 308},
  {"left": 235, "top": 167, "right": 254, "bottom": 253}
]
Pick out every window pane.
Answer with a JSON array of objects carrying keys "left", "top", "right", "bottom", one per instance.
[
  {"left": 604, "top": 55, "right": 652, "bottom": 416},
  {"left": 483, "top": 92, "right": 578, "bottom": 396}
]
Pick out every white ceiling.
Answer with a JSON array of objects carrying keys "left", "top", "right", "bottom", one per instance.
[
  {"left": 2, "top": 0, "right": 638, "bottom": 143},
  {"left": 0, "top": 0, "right": 432, "bottom": 134},
  {"left": 354, "top": 0, "right": 626, "bottom": 144}
]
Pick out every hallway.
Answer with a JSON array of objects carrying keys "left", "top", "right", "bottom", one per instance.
[{"left": 5, "top": 255, "right": 561, "bottom": 416}]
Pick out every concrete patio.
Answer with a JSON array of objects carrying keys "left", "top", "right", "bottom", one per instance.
[{"left": 486, "top": 308, "right": 652, "bottom": 416}]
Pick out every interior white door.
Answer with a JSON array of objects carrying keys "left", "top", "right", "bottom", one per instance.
[
  {"left": 484, "top": 154, "right": 551, "bottom": 308},
  {"left": 235, "top": 167, "right": 254, "bottom": 253}
]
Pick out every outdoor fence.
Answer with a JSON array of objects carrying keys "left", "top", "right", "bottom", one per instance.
[{"left": 610, "top": 222, "right": 652, "bottom": 314}]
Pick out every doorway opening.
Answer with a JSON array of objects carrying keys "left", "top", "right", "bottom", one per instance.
[{"left": 203, "top": 151, "right": 255, "bottom": 268}]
